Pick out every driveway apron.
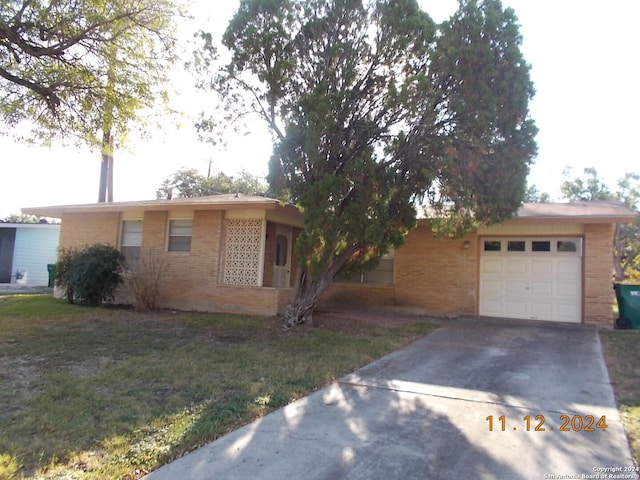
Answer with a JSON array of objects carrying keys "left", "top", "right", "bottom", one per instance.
[{"left": 143, "top": 318, "right": 635, "bottom": 480}]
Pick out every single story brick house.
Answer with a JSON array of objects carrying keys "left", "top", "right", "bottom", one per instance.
[{"left": 23, "top": 196, "right": 635, "bottom": 327}]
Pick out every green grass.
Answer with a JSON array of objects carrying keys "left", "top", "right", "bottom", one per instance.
[
  {"left": 599, "top": 329, "right": 640, "bottom": 466},
  {"left": 0, "top": 295, "right": 436, "bottom": 479}
]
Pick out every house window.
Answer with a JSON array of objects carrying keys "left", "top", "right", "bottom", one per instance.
[
  {"left": 363, "top": 254, "right": 394, "bottom": 284},
  {"left": 335, "top": 250, "right": 395, "bottom": 285},
  {"left": 121, "top": 220, "right": 142, "bottom": 264},
  {"left": 275, "top": 234, "right": 287, "bottom": 266},
  {"left": 507, "top": 241, "right": 526, "bottom": 252},
  {"left": 168, "top": 219, "right": 192, "bottom": 252},
  {"left": 557, "top": 240, "right": 578, "bottom": 252},
  {"left": 484, "top": 241, "right": 502, "bottom": 251},
  {"left": 532, "top": 241, "right": 551, "bottom": 252}
]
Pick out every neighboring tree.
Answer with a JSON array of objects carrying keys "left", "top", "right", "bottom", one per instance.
[
  {"left": 204, "top": 0, "right": 537, "bottom": 325},
  {"left": 156, "top": 167, "right": 268, "bottom": 199},
  {"left": 1, "top": 213, "right": 45, "bottom": 223},
  {"left": 524, "top": 184, "right": 550, "bottom": 203},
  {"left": 561, "top": 167, "right": 612, "bottom": 201},
  {"left": 0, "top": 0, "right": 180, "bottom": 202},
  {"left": 560, "top": 167, "right": 640, "bottom": 281}
]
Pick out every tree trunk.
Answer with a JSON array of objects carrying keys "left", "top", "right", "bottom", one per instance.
[
  {"left": 283, "top": 268, "right": 328, "bottom": 327},
  {"left": 614, "top": 224, "right": 625, "bottom": 282},
  {"left": 98, "top": 129, "right": 114, "bottom": 203},
  {"left": 283, "top": 246, "right": 360, "bottom": 327},
  {"left": 107, "top": 143, "right": 114, "bottom": 203}
]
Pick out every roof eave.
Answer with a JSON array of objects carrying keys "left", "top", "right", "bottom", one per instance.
[
  {"left": 507, "top": 215, "right": 637, "bottom": 224},
  {"left": 22, "top": 197, "right": 294, "bottom": 219}
]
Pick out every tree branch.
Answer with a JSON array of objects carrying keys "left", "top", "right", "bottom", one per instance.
[{"left": 0, "top": 64, "right": 60, "bottom": 110}]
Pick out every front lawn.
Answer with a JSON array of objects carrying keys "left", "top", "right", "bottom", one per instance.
[
  {"left": 0, "top": 295, "right": 436, "bottom": 479},
  {"left": 600, "top": 329, "right": 640, "bottom": 466}
]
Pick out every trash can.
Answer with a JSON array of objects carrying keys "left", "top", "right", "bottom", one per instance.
[
  {"left": 614, "top": 283, "right": 640, "bottom": 329},
  {"left": 47, "top": 264, "right": 56, "bottom": 288}
]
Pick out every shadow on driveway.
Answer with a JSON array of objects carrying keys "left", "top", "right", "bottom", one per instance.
[{"left": 144, "top": 317, "right": 634, "bottom": 480}]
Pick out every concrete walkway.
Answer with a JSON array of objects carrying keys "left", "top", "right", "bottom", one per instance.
[
  {"left": 0, "top": 284, "right": 52, "bottom": 295},
  {"left": 143, "top": 318, "right": 635, "bottom": 480}
]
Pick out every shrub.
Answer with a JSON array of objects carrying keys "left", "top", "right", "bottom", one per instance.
[
  {"left": 121, "top": 248, "right": 169, "bottom": 310},
  {"left": 55, "top": 247, "right": 81, "bottom": 303},
  {"left": 55, "top": 244, "right": 125, "bottom": 307}
]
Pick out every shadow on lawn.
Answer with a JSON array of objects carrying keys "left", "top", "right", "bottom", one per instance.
[{"left": 0, "top": 299, "right": 435, "bottom": 479}]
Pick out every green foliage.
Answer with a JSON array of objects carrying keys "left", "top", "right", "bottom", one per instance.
[
  {"left": 561, "top": 167, "right": 612, "bottom": 201},
  {"left": 523, "top": 185, "right": 551, "bottom": 203},
  {"left": 427, "top": 0, "right": 537, "bottom": 230},
  {"left": 156, "top": 167, "right": 268, "bottom": 198},
  {"left": 560, "top": 167, "right": 640, "bottom": 280},
  {"left": 0, "top": 452, "right": 21, "bottom": 479},
  {"left": 0, "top": 213, "right": 53, "bottom": 224},
  {"left": 0, "top": 0, "right": 179, "bottom": 146},
  {"left": 204, "top": 0, "right": 536, "bottom": 320},
  {"left": 54, "top": 247, "right": 80, "bottom": 303},
  {"left": 55, "top": 244, "right": 124, "bottom": 307}
]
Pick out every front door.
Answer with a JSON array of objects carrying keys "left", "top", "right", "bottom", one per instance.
[{"left": 272, "top": 225, "right": 292, "bottom": 288}]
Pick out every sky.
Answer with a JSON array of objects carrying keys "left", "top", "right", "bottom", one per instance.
[{"left": 1, "top": 0, "right": 639, "bottom": 218}]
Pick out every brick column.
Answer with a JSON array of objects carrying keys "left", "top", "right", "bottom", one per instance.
[{"left": 583, "top": 223, "right": 615, "bottom": 327}]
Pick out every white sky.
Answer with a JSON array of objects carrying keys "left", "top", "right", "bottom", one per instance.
[{"left": 1, "top": 0, "right": 638, "bottom": 218}]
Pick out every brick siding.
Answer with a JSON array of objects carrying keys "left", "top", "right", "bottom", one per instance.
[
  {"left": 584, "top": 223, "right": 615, "bottom": 327},
  {"left": 58, "top": 210, "right": 293, "bottom": 316},
  {"left": 59, "top": 212, "right": 120, "bottom": 250},
  {"left": 321, "top": 224, "right": 477, "bottom": 317}
]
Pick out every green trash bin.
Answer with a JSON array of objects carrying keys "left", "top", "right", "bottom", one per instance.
[
  {"left": 47, "top": 264, "right": 56, "bottom": 288},
  {"left": 614, "top": 283, "right": 640, "bottom": 329}
]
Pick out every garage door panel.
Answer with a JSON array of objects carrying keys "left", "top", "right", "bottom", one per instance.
[
  {"left": 505, "top": 301, "right": 527, "bottom": 317},
  {"left": 557, "top": 259, "right": 581, "bottom": 277},
  {"left": 557, "top": 280, "right": 580, "bottom": 297},
  {"left": 506, "top": 280, "right": 527, "bottom": 295},
  {"left": 531, "top": 259, "right": 553, "bottom": 275},
  {"left": 480, "top": 299, "right": 502, "bottom": 316},
  {"left": 530, "top": 302, "right": 553, "bottom": 319},
  {"left": 481, "top": 279, "right": 503, "bottom": 295},
  {"left": 531, "top": 281, "right": 553, "bottom": 296},
  {"left": 479, "top": 237, "right": 582, "bottom": 323},
  {"left": 482, "top": 258, "right": 503, "bottom": 274},
  {"left": 505, "top": 259, "right": 527, "bottom": 274},
  {"left": 557, "top": 303, "right": 580, "bottom": 322}
]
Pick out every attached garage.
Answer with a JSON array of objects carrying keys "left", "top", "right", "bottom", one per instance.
[
  {"left": 321, "top": 200, "right": 637, "bottom": 327},
  {"left": 479, "top": 237, "right": 582, "bottom": 322}
]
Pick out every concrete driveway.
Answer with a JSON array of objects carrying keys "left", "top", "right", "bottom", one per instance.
[{"left": 143, "top": 318, "right": 635, "bottom": 480}]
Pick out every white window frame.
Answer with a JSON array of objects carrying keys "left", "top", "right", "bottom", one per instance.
[
  {"left": 120, "top": 219, "right": 143, "bottom": 265},
  {"left": 335, "top": 250, "right": 395, "bottom": 285},
  {"left": 167, "top": 219, "right": 193, "bottom": 252},
  {"left": 482, "top": 238, "right": 583, "bottom": 257}
]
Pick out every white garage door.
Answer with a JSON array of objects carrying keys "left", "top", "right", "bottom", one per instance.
[{"left": 479, "top": 238, "right": 582, "bottom": 323}]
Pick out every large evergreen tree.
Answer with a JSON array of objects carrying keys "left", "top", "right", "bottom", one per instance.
[{"left": 204, "top": 0, "right": 537, "bottom": 325}]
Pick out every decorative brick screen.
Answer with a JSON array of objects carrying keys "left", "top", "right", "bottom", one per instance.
[{"left": 223, "top": 219, "right": 263, "bottom": 286}]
